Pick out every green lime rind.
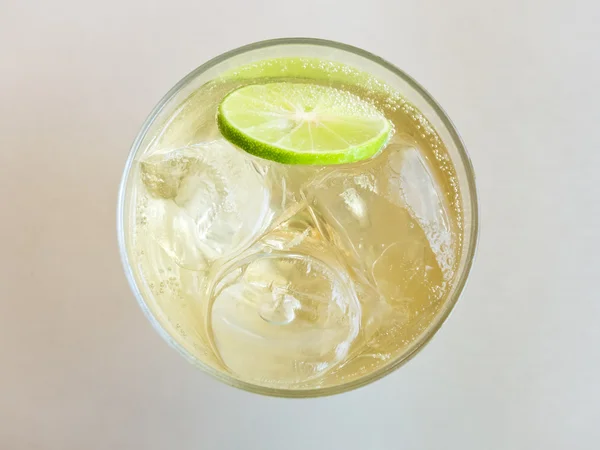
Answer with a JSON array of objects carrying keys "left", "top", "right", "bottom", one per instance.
[{"left": 217, "top": 82, "right": 392, "bottom": 166}]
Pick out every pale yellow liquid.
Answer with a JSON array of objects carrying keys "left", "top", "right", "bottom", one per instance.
[{"left": 130, "top": 65, "right": 462, "bottom": 389}]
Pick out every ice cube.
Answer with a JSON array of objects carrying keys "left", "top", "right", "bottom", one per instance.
[
  {"left": 384, "top": 144, "right": 455, "bottom": 274},
  {"left": 301, "top": 143, "right": 453, "bottom": 353},
  {"left": 139, "top": 140, "right": 271, "bottom": 270},
  {"left": 200, "top": 202, "right": 362, "bottom": 384},
  {"left": 302, "top": 143, "right": 447, "bottom": 306},
  {"left": 209, "top": 251, "right": 361, "bottom": 384}
]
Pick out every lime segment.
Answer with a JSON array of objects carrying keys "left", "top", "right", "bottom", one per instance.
[{"left": 217, "top": 82, "right": 392, "bottom": 165}]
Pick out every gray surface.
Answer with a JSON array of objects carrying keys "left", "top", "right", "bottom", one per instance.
[{"left": 1, "top": 1, "right": 599, "bottom": 449}]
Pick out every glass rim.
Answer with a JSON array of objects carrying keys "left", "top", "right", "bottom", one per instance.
[{"left": 117, "top": 37, "right": 479, "bottom": 398}]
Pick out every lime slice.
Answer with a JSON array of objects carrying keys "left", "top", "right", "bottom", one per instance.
[{"left": 217, "top": 82, "right": 392, "bottom": 165}]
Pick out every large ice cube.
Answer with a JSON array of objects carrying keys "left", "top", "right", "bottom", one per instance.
[
  {"left": 139, "top": 140, "right": 271, "bottom": 270},
  {"left": 207, "top": 205, "right": 361, "bottom": 385},
  {"left": 302, "top": 142, "right": 450, "bottom": 349}
]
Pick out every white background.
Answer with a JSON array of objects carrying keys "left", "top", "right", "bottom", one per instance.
[{"left": 1, "top": 1, "right": 599, "bottom": 449}]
